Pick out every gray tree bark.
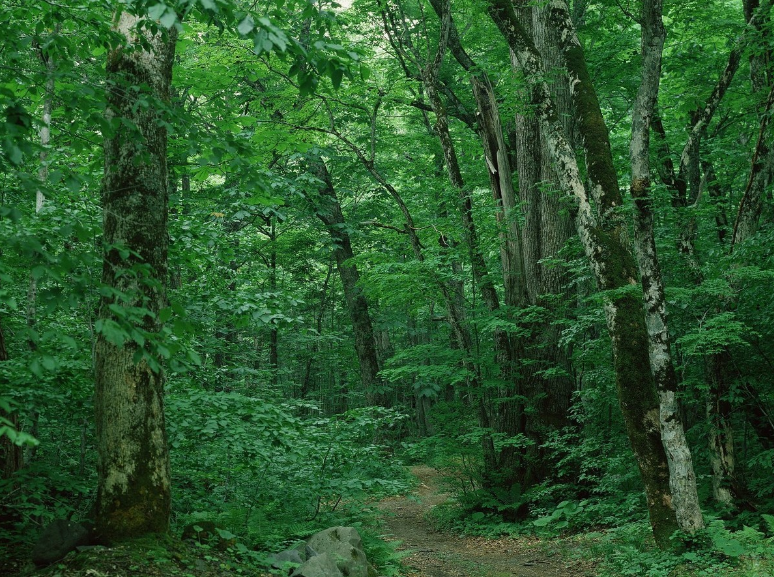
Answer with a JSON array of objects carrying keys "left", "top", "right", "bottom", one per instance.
[
  {"left": 94, "top": 10, "right": 176, "bottom": 540},
  {"left": 510, "top": 1, "right": 576, "bottom": 484},
  {"left": 630, "top": 0, "right": 703, "bottom": 533}
]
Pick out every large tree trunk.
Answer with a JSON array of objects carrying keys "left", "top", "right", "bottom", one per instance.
[
  {"left": 487, "top": 0, "right": 679, "bottom": 547},
  {"left": 510, "top": 1, "right": 575, "bottom": 485},
  {"left": 94, "top": 10, "right": 176, "bottom": 540},
  {"left": 630, "top": 0, "right": 703, "bottom": 533},
  {"left": 308, "top": 156, "right": 385, "bottom": 406}
]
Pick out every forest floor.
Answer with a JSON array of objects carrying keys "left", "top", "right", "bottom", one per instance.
[{"left": 378, "top": 466, "right": 598, "bottom": 577}]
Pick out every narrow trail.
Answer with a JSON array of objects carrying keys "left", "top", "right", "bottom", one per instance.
[{"left": 377, "top": 466, "right": 596, "bottom": 577}]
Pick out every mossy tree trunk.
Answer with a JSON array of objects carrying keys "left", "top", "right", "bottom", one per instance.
[
  {"left": 630, "top": 0, "right": 703, "bottom": 533},
  {"left": 486, "top": 0, "right": 679, "bottom": 547},
  {"left": 94, "top": 10, "right": 176, "bottom": 540}
]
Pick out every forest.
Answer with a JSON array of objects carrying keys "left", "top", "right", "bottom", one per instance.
[{"left": 1, "top": 0, "right": 774, "bottom": 575}]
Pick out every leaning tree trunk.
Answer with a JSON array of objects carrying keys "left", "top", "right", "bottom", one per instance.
[
  {"left": 94, "top": 10, "right": 176, "bottom": 540},
  {"left": 308, "top": 156, "right": 386, "bottom": 406},
  {"left": 630, "top": 0, "right": 703, "bottom": 533},
  {"left": 487, "top": 0, "right": 679, "bottom": 547},
  {"left": 421, "top": 6, "right": 523, "bottom": 489}
]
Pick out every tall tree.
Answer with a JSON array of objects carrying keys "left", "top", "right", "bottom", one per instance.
[
  {"left": 306, "top": 154, "right": 385, "bottom": 405},
  {"left": 486, "top": 0, "right": 679, "bottom": 547},
  {"left": 629, "top": 0, "right": 703, "bottom": 532},
  {"left": 510, "top": 0, "right": 575, "bottom": 483},
  {"left": 94, "top": 9, "right": 177, "bottom": 539}
]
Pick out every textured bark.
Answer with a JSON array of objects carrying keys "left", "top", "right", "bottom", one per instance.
[
  {"left": 427, "top": 0, "right": 528, "bottom": 309},
  {"left": 630, "top": 0, "right": 703, "bottom": 533},
  {"left": 510, "top": 2, "right": 575, "bottom": 483},
  {"left": 487, "top": 0, "right": 679, "bottom": 547},
  {"left": 308, "top": 157, "right": 385, "bottom": 405},
  {"left": 95, "top": 11, "right": 175, "bottom": 540}
]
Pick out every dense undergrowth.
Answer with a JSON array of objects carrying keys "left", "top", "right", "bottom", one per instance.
[{"left": 0, "top": 383, "right": 412, "bottom": 575}]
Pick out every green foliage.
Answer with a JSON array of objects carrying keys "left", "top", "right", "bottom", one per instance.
[
  {"left": 167, "top": 386, "right": 411, "bottom": 549},
  {"left": 533, "top": 500, "right": 587, "bottom": 531},
  {"left": 580, "top": 518, "right": 774, "bottom": 577}
]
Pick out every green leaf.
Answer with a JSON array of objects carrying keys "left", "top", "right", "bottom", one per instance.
[
  {"left": 237, "top": 15, "right": 254, "bottom": 36},
  {"left": 159, "top": 10, "right": 178, "bottom": 29},
  {"left": 331, "top": 68, "right": 343, "bottom": 90},
  {"left": 29, "top": 359, "right": 43, "bottom": 378},
  {"left": 41, "top": 355, "right": 57, "bottom": 371},
  {"left": 7, "top": 144, "right": 23, "bottom": 165},
  {"left": 148, "top": 3, "right": 167, "bottom": 20}
]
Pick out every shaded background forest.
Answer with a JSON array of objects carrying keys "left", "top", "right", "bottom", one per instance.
[{"left": 2, "top": 0, "right": 774, "bottom": 573}]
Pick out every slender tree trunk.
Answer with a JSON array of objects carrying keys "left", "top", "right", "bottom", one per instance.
[
  {"left": 427, "top": 0, "right": 529, "bottom": 309},
  {"left": 307, "top": 156, "right": 386, "bottom": 405},
  {"left": 487, "top": 0, "right": 679, "bottom": 547},
  {"left": 268, "top": 218, "right": 279, "bottom": 389},
  {"left": 301, "top": 261, "right": 333, "bottom": 399},
  {"left": 703, "top": 0, "right": 774, "bottom": 508},
  {"left": 21, "top": 42, "right": 57, "bottom": 467},
  {"left": 421, "top": 6, "right": 524, "bottom": 488},
  {"left": 94, "top": 10, "right": 176, "bottom": 540},
  {"left": 630, "top": 0, "right": 703, "bottom": 533}
]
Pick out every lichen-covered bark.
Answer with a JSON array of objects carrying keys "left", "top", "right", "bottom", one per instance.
[
  {"left": 630, "top": 0, "right": 703, "bottom": 533},
  {"left": 487, "top": 0, "right": 679, "bottom": 547},
  {"left": 95, "top": 10, "right": 175, "bottom": 540},
  {"left": 308, "top": 156, "right": 385, "bottom": 406}
]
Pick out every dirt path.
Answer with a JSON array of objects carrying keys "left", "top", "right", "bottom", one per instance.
[{"left": 377, "top": 466, "right": 596, "bottom": 577}]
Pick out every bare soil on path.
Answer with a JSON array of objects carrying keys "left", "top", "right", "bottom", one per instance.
[{"left": 377, "top": 466, "right": 597, "bottom": 577}]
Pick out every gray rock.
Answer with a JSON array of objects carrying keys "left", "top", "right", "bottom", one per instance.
[
  {"left": 269, "top": 548, "right": 304, "bottom": 573},
  {"left": 290, "top": 552, "right": 344, "bottom": 577},
  {"left": 32, "top": 519, "right": 90, "bottom": 566},
  {"left": 306, "top": 527, "right": 371, "bottom": 577},
  {"left": 290, "top": 540, "right": 317, "bottom": 562}
]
